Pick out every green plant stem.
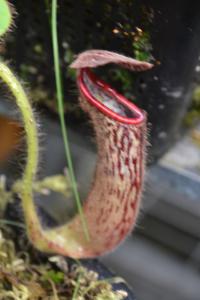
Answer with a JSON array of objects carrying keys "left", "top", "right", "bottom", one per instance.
[
  {"left": 71, "top": 273, "right": 81, "bottom": 300},
  {"left": 0, "top": 63, "right": 41, "bottom": 235},
  {"left": 0, "top": 65, "right": 38, "bottom": 183},
  {"left": 51, "top": 0, "right": 89, "bottom": 240}
]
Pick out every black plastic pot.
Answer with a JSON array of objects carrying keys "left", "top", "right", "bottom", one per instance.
[
  {"left": 134, "top": 0, "right": 200, "bottom": 162},
  {"left": 82, "top": 259, "right": 136, "bottom": 300}
]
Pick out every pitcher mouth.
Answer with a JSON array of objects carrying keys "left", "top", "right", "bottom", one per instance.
[{"left": 78, "top": 68, "right": 145, "bottom": 125}]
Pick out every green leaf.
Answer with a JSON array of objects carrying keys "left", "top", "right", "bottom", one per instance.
[{"left": 0, "top": 0, "right": 12, "bottom": 37}]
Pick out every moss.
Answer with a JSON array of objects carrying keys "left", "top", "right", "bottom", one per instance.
[{"left": 0, "top": 225, "right": 128, "bottom": 300}]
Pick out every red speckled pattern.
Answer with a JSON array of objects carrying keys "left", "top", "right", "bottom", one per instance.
[
  {"left": 79, "top": 104, "right": 145, "bottom": 254},
  {"left": 26, "top": 50, "right": 151, "bottom": 258},
  {"left": 64, "top": 68, "right": 146, "bottom": 256}
]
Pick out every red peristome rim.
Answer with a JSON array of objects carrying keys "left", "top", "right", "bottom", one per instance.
[{"left": 78, "top": 68, "right": 145, "bottom": 125}]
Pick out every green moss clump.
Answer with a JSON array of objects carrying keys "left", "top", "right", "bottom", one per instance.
[{"left": 0, "top": 225, "right": 128, "bottom": 299}]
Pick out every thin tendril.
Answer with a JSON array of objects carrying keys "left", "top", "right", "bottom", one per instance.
[{"left": 51, "top": 0, "right": 89, "bottom": 240}]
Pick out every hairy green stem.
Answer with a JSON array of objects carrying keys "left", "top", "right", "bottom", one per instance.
[
  {"left": 51, "top": 0, "right": 89, "bottom": 240},
  {"left": 0, "top": 63, "right": 42, "bottom": 236},
  {"left": 0, "top": 63, "right": 38, "bottom": 189}
]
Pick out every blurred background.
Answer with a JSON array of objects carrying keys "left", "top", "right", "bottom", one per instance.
[{"left": 0, "top": 1, "right": 200, "bottom": 299}]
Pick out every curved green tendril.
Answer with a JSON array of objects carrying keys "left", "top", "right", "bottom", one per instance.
[
  {"left": 0, "top": 0, "right": 89, "bottom": 254},
  {"left": 0, "top": 63, "right": 42, "bottom": 238}
]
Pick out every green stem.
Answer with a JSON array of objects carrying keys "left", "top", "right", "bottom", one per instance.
[
  {"left": 0, "top": 63, "right": 38, "bottom": 185},
  {"left": 0, "top": 63, "right": 40, "bottom": 231},
  {"left": 51, "top": 0, "right": 89, "bottom": 240},
  {"left": 71, "top": 273, "right": 82, "bottom": 300}
]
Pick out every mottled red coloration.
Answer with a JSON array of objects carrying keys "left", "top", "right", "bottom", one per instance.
[
  {"left": 61, "top": 50, "right": 151, "bottom": 256},
  {"left": 27, "top": 50, "right": 152, "bottom": 258}
]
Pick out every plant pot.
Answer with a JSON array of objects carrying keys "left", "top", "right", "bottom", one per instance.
[
  {"left": 134, "top": 0, "right": 200, "bottom": 162},
  {"left": 81, "top": 259, "right": 136, "bottom": 300}
]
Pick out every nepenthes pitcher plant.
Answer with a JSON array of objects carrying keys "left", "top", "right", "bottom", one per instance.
[{"left": 0, "top": 50, "right": 153, "bottom": 258}]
